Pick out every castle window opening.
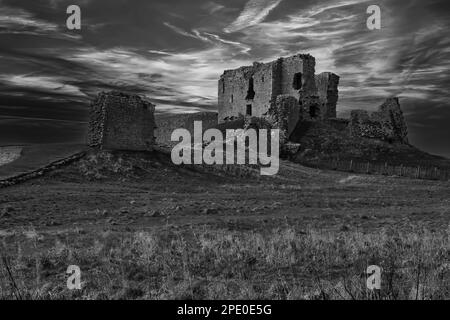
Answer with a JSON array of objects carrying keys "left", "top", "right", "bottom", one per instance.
[
  {"left": 246, "top": 104, "right": 252, "bottom": 116},
  {"left": 293, "top": 72, "right": 302, "bottom": 90},
  {"left": 309, "top": 105, "right": 318, "bottom": 118},
  {"left": 245, "top": 77, "right": 255, "bottom": 100}
]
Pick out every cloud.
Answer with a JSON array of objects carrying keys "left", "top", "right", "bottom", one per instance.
[
  {"left": 0, "top": 4, "right": 81, "bottom": 40},
  {"left": 0, "top": 6, "right": 57, "bottom": 32},
  {"left": 0, "top": 75, "right": 86, "bottom": 97},
  {"left": 224, "top": 0, "right": 283, "bottom": 33},
  {"left": 69, "top": 45, "right": 252, "bottom": 106},
  {"left": 201, "top": 2, "right": 225, "bottom": 14},
  {"left": 0, "top": 0, "right": 449, "bottom": 156}
]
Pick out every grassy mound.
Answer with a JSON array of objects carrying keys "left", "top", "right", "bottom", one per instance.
[{"left": 289, "top": 120, "right": 450, "bottom": 168}]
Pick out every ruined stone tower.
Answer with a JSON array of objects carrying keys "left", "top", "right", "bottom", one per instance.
[
  {"left": 218, "top": 54, "right": 320, "bottom": 123},
  {"left": 88, "top": 91, "right": 155, "bottom": 151},
  {"left": 315, "top": 72, "right": 340, "bottom": 119}
]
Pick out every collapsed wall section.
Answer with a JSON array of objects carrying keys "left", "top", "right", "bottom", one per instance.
[
  {"left": 348, "top": 97, "right": 409, "bottom": 143},
  {"left": 155, "top": 112, "right": 218, "bottom": 148},
  {"left": 265, "top": 95, "right": 300, "bottom": 143}
]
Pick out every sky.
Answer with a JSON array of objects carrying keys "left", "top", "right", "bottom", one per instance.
[{"left": 0, "top": 0, "right": 449, "bottom": 157}]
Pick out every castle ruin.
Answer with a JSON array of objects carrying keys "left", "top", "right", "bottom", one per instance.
[
  {"left": 88, "top": 91, "right": 156, "bottom": 151},
  {"left": 349, "top": 97, "right": 409, "bottom": 143},
  {"left": 86, "top": 53, "right": 409, "bottom": 154},
  {"left": 218, "top": 54, "right": 340, "bottom": 125}
]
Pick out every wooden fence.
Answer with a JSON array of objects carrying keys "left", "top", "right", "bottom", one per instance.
[{"left": 299, "top": 158, "right": 450, "bottom": 181}]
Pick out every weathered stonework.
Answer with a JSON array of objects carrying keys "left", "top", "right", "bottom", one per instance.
[
  {"left": 218, "top": 54, "right": 318, "bottom": 124},
  {"left": 154, "top": 112, "right": 218, "bottom": 148},
  {"left": 348, "top": 97, "right": 408, "bottom": 143},
  {"left": 315, "top": 72, "right": 339, "bottom": 119},
  {"left": 88, "top": 91, "right": 155, "bottom": 151},
  {"left": 265, "top": 95, "right": 300, "bottom": 143}
]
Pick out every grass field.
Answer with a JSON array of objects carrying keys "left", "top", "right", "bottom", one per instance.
[
  {"left": 0, "top": 143, "right": 84, "bottom": 179},
  {"left": 0, "top": 150, "right": 449, "bottom": 299}
]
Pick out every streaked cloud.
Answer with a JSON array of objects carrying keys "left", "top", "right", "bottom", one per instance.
[
  {"left": 0, "top": 0, "right": 449, "bottom": 156},
  {"left": 0, "top": 74, "right": 86, "bottom": 97},
  {"left": 224, "top": 0, "right": 283, "bottom": 33}
]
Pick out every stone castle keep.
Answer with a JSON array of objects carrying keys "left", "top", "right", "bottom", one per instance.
[
  {"left": 218, "top": 54, "right": 339, "bottom": 124},
  {"left": 87, "top": 53, "right": 408, "bottom": 151}
]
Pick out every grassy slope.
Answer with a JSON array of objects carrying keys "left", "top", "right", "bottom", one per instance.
[
  {"left": 0, "top": 150, "right": 448, "bottom": 299},
  {"left": 0, "top": 143, "right": 85, "bottom": 179}
]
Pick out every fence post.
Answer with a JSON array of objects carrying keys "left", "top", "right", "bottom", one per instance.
[
  {"left": 399, "top": 164, "right": 403, "bottom": 176},
  {"left": 349, "top": 160, "right": 353, "bottom": 172},
  {"left": 417, "top": 166, "right": 420, "bottom": 179},
  {"left": 366, "top": 162, "right": 370, "bottom": 174}
]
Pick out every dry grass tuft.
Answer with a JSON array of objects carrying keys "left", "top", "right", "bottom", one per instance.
[{"left": 1, "top": 226, "right": 448, "bottom": 300}]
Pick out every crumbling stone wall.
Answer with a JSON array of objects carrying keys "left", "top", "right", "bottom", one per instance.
[
  {"left": 88, "top": 91, "right": 155, "bottom": 151},
  {"left": 218, "top": 62, "right": 275, "bottom": 121},
  {"left": 218, "top": 54, "right": 317, "bottom": 124},
  {"left": 264, "top": 95, "right": 300, "bottom": 143},
  {"left": 315, "top": 72, "right": 339, "bottom": 119},
  {"left": 155, "top": 112, "right": 218, "bottom": 148},
  {"left": 279, "top": 55, "right": 317, "bottom": 98},
  {"left": 280, "top": 55, "right": 319, "bottom": 121},
  {"left": 348, "top": 97, "right": 408, "bottom": 143}
]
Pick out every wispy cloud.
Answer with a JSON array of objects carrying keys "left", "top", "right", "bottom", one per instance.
[
  {"left": 224, "top": 0, "right": 283, "bottom": 33},
  {"left": 0, "top": 4, "right": 81, "bottom": 40},
  {"left": 0, "top": 6, "right": 57, "bottom": 32},
  {"left": 0, "top": 74, "right": 86, "bottom": 97},
  {"left": 0, "top": 0, "right": 449, "bottom": 155}
]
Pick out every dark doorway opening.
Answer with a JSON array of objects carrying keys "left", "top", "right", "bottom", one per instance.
[
  {"left": 245, "top": 77, "right": 255, "bottom": 100},
  {"left": 309, "top": 105, "right": 319, "bottom": 118},
  {"left": 246, "top": 105, "right": 252, "bottom": 116},
  {"left": 293, "top": 72, "right": 302, "bottom": 90}
]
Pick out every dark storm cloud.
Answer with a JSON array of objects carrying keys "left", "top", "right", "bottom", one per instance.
[{"left": 0, "top": 0, "right": 449, "bottom": 156}]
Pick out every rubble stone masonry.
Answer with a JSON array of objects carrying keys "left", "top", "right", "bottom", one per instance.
[
  {"left": 348, "top": 97, "right": 408, "bottom": 143},
  {"left": 315, "top": 72, "right": 339, "bottom": 119},
  {"left": 88, "top": 91, "right": 155, "bottom": 151},
  {"left": 218, "top": 54, "right": 318, "bottom": 123}
]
